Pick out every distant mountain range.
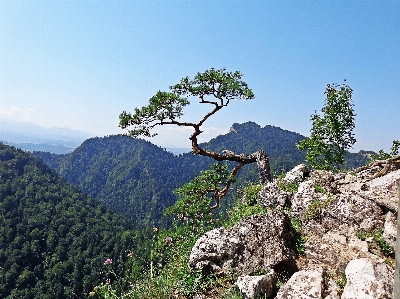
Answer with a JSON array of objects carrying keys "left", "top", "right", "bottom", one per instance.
[
  {"left": 32, "top": 121, "right": 370, "bottom": 227},
  {"left": 0, "top": 119, "right": 91, "bottom": 154}
]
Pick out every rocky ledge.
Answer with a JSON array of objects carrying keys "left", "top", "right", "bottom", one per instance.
[{"left": 189, "top": 164, "right": 399, "bottom": 299}]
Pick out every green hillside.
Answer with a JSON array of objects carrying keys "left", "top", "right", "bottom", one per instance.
[
  {"left": 33, "top": 122, "right": 369, "bottom": 228},
  {"left": 35, "top": 135, "right": 206, "bottom": 227},
  {"left": 0, "top": 143, "right": 140, "bottom": 299}
]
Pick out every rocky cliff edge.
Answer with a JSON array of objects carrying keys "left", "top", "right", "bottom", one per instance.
[{"left": 189, "top": 163, "right": 399, "bottom": 299}]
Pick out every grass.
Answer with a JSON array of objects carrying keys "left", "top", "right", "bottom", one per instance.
[
  {"left": 277, "top": 181, "right": 299, "bottom": 194},
  {"left": 304, "top": 196, "right": 333, "bottom": 220},
  {"left": 356, "top": 228, "right": 394, "bottom": 257},
  {"left": 223, "top": 184, "right": 269, "bottom": 229}
]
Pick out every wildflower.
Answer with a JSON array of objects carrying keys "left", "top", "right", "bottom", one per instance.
[
  {"left": 127, "top": 252, "right": 134, "bottom": 258},
  {"left": 89, "top": 291, "right": 95, "bottom": 296},
  {"left": 103, "top": 258, "right": 113, "bottom": 266},
  {"left": 153, "top": 227, "right": 158, "bottom": 232},
  {"left": 164, "top": 237, "right": 172, "bottom": 245}
]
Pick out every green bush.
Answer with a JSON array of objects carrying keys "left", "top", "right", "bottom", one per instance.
[{"left": 297, "top": 83, "right": 356, "bottom": 171}]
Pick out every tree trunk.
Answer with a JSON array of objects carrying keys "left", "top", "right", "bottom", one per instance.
[{"left": 255, "top": 150, "right": 272, "bottom": 184}]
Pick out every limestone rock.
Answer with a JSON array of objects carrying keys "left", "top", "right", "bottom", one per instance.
[
  {"left": 189, "top": 210, "right": 296, "bottom": 275},
  {"left": 283, "top": 163, "right": 308, "bottom": 184},
  {"left": 341, "top": 258, "right": 394, "bottom": 299},
  {"left": 300, "top": 231, "right": 379, "bottom": 275},
  {"left": 291, "top": 180, "right": 329, "bottom": 215},
  {"left": 188, "top": 163, "right": 400, "bottom": 298},
  {"left": 322, "top": 193, "right": 383, "bottom": 236},
  {"left": 364, "top": 169, "right": 400, "bottom": 213},
  {"left": 275, "top": 268, "right": 324, "bottom": 299},
  {"left": 257, "top": 181, "right": 290, "bottom": 209},
  {"left": 235, "top": 270, "right": 276, "bottom": 299},
  {"left": 324, "top": 280, "right": 341, "bottom": 299},
  {"left": 383, "top": 211, "right": 397, "bottom": 249}
]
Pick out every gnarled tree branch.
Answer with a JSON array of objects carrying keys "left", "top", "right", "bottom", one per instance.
[{"left": 119, "top": 68, "right": 271, "bottom": 208}]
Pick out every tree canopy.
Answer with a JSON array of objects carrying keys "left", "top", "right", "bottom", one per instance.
[
  {"left": 119, "top": 68, "right": 271, "bottom": 208},
  {"left": 297, "top": 83, "right": 356, "bottom": 171},
  {"left": 119, "top": 68, "right": 254, "bottom": 156}
]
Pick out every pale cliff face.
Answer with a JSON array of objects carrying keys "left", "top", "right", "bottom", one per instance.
[{"left": 191, "top": 163, "right": 399, "bottom": 298}]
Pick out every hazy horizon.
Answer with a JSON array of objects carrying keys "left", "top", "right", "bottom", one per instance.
[{"left": 1, "top": 1, "right": 399, "bottom": 152}]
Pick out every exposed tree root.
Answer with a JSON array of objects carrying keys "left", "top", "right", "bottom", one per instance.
[{"left": 351, "top": 155, "right": 400, "bottom": 179}]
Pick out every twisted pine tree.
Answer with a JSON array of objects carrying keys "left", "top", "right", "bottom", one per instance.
[{"left": 119, "top": 68, "right": 271, "bottom": 209}]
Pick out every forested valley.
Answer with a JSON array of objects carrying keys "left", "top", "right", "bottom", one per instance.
[
  {"left": 1, "top": 121, "right": 372, "bottom": 298},
  {"left": 33, "top": 121, "right": 370, "bottom": 228},
  {"left": 0, "top": 143, "right": 149, "bottom": 298}
]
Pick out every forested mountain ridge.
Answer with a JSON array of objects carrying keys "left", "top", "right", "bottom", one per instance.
[
  {"left": 0, "top": 143, "right": 139, "bottom": 299},
  {"left": 35, "top": 135, "right": 208, "bottom": 227},
  {"left": 33, "top": 122, "right": 370, "bottom": 227}
]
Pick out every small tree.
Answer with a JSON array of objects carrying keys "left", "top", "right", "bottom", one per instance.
[
  {"left": 370, "top": 140, "right": 400, "bottom": 161},
  {"left": 297, "top": 83, "right": 356, "bottom": 171},
  {"left": 119, "top": 68, "right": 271, "bottom": 209}
]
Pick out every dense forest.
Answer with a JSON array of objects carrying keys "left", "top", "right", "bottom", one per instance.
[
  {"left": 0, "top": 121, "right": 373, "bottom": 298},
  {"left": 0, "top": 143, "right": 143, "bottom": 299},
  {"left": 35, "top": 135, "right": 206, "bottom": 228},
  {"left": 33, "top": 121, "right": 370, "bottom": 228}
]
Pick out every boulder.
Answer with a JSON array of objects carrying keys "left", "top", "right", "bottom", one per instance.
[
  {"left": 291, "top": 180, "right": 329, "bottom": 215},
  {"left": 188, "top": 164, "right": 400, "bottom": 298},
  {"left": 283, "top": 163, "right": 308, "bottom": 184},
  {"left": 275, "top": 268, "right": 324, "bottom": 299},
  {"left": 383, "top": 211, "right": 397, "bottom": 249},
  {"left": 235, "top": 270, "right": 276, "bottom": 299},
  {"left": 257, "top": 181, "right": 290, "bottom": 209},
  {"left": 189, "top": 210, "right": 296, "bottom": 275},
  {"left": 341, "top": 258, "right": 394, "bottom": 299}
]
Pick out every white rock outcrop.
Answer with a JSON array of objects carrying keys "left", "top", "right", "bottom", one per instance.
[
  {"left": 341, "top": 258, "right": 394, "bottom": 299},
  {"left": 235, "top": 270, "right": 276, "bottom": 299},
  {"left": 275, "top": 268, "right": 324, "bottom": 299}
]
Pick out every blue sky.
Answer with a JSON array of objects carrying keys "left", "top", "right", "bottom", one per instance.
[{"left": 1, "top": 1, "right": 399, "bottom": 152}]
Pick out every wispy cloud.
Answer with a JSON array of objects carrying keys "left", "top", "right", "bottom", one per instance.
[{"left": 0, "top": 105, "right": 35, "bottom": 122}]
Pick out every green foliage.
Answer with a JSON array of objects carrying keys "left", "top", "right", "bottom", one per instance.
[
  {"left": 294, "top": 235, "right": 308, "bottom": 255},
  {"left": 241, "top": 184, "right": 263, "bottom": 205},
  {"left": 304, "top": 196, "right": 333, "bottom": 220},
  {"left": 313, "top": 184, "right": 326, "bottom": 194},
  {"left": 0, "top": 143, "right": 140, "bottom": 299},
  {"left": 277, "top": 181, "right": 299, "bottom": 194},
  {"left": 223, "top": 287, "right": 243, "bottom": 299},
  {"left": 290, "top": 217, "right": 307, "bottom": 255},
  {"left": 172, "top": 68, "right": 255, "bottom": 101},
  {"left": 390, "top": 140, "right": 400, "bottom": 156},
  {"left": 297, "top": 83, "right": 356, "bottom": 171},
  {"left": 119, "top": 92, "right": 190, "bottom": 138},
  {"left": 119, "top": 68, "right": 254, "bottom": 138},
  {"left": 335, "top": 271, "right": 347, "bottom": 290},
  {"left": 165, "top": 163, "right": 234, "bottom": 221},
  {"left": 222, "top": 185, "right": 269, "bottom": 229},
  {"left": 90, "top": 274, "right": 174, "bottom": 299},
  {"left": 357, "top": 228, "right": 394, "bottom": 257},
  {"left": 370, "top": 140, "right": 400, "bottom": 161}
]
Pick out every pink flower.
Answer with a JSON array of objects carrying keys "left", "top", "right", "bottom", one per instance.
[
  {"left": 164, "top": 237, "right": 172, "bottom": 245},
  {"left": 103, "top": 258, "right": 113, "bottom": 265}
]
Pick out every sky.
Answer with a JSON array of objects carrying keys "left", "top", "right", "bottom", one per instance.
[{"left": 1, "top": 0, "right": 399, "bottom": 152}]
